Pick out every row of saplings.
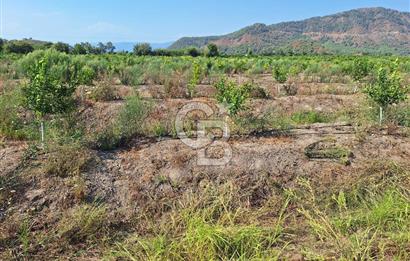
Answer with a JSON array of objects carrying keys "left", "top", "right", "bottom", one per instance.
[{"left": 22, "top": 56, "right": 408, "bottom": 146}]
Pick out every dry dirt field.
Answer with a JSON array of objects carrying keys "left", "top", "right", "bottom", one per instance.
[{"left": 1, "top": 70, "right": 410, "bottom": 260}]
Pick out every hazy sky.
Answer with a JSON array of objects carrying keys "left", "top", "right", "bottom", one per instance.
[{"left": 2, "top": 0, "right": 409, "bottom": 43}]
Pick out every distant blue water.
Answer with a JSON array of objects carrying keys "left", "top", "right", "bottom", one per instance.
[{"left": 114, "top": 42, "right": 174, "bottom": 52}]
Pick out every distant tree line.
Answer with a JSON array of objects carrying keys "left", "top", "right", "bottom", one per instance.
[
  {"left": 0, "top": 38, "right": 116, "bottom": 55},
  {"left": 0, "top": 38, "right": 220, "bottom": 57},
  {"left": 132, "top": 43, "right": 219, "bottom": 57}
]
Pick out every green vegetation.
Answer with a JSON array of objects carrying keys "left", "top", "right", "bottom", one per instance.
[
  {"left": 215, "top": 78, "right": 251, "bottom": 115},
  {"left": 0, "top": 47, "right": 409, "bottom": 260},
  {"left": 22, "top": 57, "right": 78, "bottom": 144},
  {"left": 170, "top": 8, "right": 410, "bottom": 55},
  {"left": 93, "top": 94, "right": 151, "bottom": 150},
  {"left": 187, "top": 61, "right": 201, "bottom": 97},
  {"left": 296, "top": 161, "right": 410, "bottom": 259},
  {"left": 348, "top": 57, "right": 373, "bottom": 82},
  {"left": 273, "top": 65, "right": 288, "bottom": 84},
  {"left": 58, "top": 203, "right": 108, "bottom": 243},
  {"left": 364, "top": 60, "right": 408, "bottom": 124},
  {"left": 102, "top": 161, "right": 409, "bottom": 260},
  {"left": 0, "top": 87, "right": 28, "bottom": 139},
  {"left": 205, "top": 43, "right": 219, "bottom": 57},
  {"left": 133, "top": 43, "right": 153, "bottom": 56}
]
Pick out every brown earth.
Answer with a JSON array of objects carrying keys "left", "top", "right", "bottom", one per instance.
[{"left": 0, "top": 76, "right": 409, "bottom": 259}]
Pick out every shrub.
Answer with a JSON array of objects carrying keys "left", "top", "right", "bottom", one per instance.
[
  {"left": 206, "top": 44, "right": 219, "bottom": 57},
  {"left": 118, "top": 95, "right": 151, "bottom": 136},
  {"left": 385, "top": 103, "right": 410, "bottom": 127},
  {"left": 93, "top": 125, "right": 123, "bottom": 151},
  {"left": 187, "top": 61, "right": 201, "bottom": 98},
  {"left": 17, "top": 49, "right": 71, "bottom": 78},
  {"left": 291, "top": 111, "right": 330, "bottom": 124},
  {"left": 119, "top": 65, "right": 144, "bottom": 86},
  {"left": 5, "top": 41, "right": 34, "bottom": 54},
  {"left": 215, "top": 78, "right": 251, "bottom": 115},
  {"left": 89, "top": 83, "right": 118, "bottom": 102},
  {"left": 249, "top": 85, "right": 269, "bottom": 99},
  {"left": 92, "top": 95, "right": 151, "bottom": 150},
  {"left": 273, "top": 65, "right": 288, "bottom": 83},
  {"left": 78, "top": 65, "right": 96, "bottom": 85},
  {"left": 349, "top": 58, "right": 372, "bottom": 82},
  {"left": 133, "top": 43, "right": 152, "bottom": 56}
]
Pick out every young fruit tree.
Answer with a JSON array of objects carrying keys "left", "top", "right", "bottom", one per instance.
[
  {"left": 187, "top": 61, "right": 201, "bottom": 98},
  {"left": 273, "top": 65, "right": 289, "bottom": 96},
  {"left": 215, "top": 78, "right": 251, "bottom": 115},
  {"left": 364, "top": 60, "right": 408, "bottom": 125},
  {"left": 22, "top": 58, "right": 78, "bottom": 145}
]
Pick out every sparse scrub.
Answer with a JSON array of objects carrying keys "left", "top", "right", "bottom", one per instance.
[
  {"left": 88, "top": 83, "right": 118, "bottom": 102},
  {"left": 291, "top": 111, "right": 331, "bottom": 124},
  {"left": 58, "top": 203, "right": 107, "bottom": 244},
  {"left": 0, "top": 87, "right": 31, "bottom": 139},
  {"left": 283, "top": 82, "right": 298, "bottom": 96},
  {"left": 107, "top": 184, "right": 287, "bottom": 260},
  {"left": 119, "top": 64, "right": 144, "bottom": 86},
  {"left": 44, "top": 144, "right": 93, "bottom": 178},
  {"left": 294, "top": 161, "right": 410, "bottom": 259},
  {"left": 1, "top": 51, "right": 410, "bottom": 260},
  {"left": 92, "top": 95, "right": 151, "bottom": 150},
  {"left": 249, "top": 84, "right": 269, "bottom": 99},
  {"left": 384, "top": 102, "right": 410, "bottom": 127}
]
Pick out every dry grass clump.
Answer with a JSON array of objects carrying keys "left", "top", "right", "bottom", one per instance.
[{"left": 44, "top": 144, "right": 93, "bottom": 178}]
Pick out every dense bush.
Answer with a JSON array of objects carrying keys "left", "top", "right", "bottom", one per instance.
[
  {"left": 5, "top": 41, "right": 34, "bottom": 54},
  {"left": 133, "top": 43, "right": 152, "bottom": 56},
  {"left": 349, "top": 58, "right": 373, "bottom": 82},
  {"left": 206, "top": 43, "right": 219, "bottom": 57}
]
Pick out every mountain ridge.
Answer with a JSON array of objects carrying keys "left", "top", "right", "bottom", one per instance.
[{"left": 170, "top": 7, "right": 410, "bottom": 55}]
